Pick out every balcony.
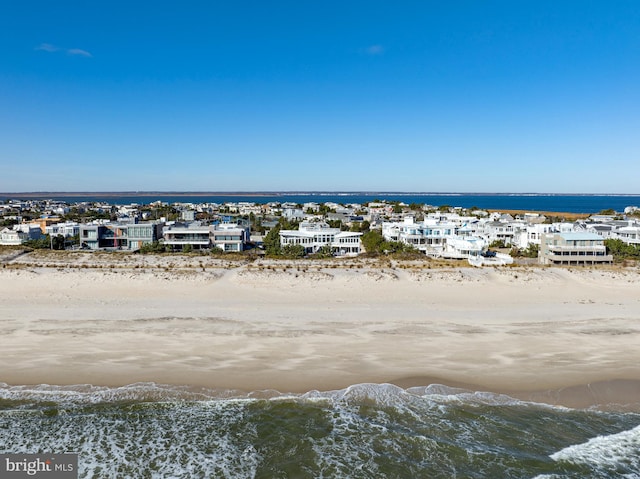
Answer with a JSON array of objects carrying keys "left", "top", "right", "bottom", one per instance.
[
  {"left": 544, "top": 251, "right": 613, "bottom": 263},
  {"left": 163, "top": 238, "right": 210, "bottom": 245},
  {"left": 101, "top": 233, "right": 128, "bottom": 239},
  {"left": 546, "top": 245, "right": 606, "bottom": 252},
  {"left": 402, "top": 233, "right": 424, "bottom": 240},
  {"left": 546, "top": 249, "right": 607, "bottom": 256}
]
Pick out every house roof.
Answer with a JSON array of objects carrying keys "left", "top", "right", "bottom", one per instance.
[{"left": 557, "top": 233, "right": 602, "bottom": 241}]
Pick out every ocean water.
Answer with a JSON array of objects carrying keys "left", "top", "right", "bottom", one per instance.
[{"left": 1, "top": 383, "right": 639, "bottom": 478}]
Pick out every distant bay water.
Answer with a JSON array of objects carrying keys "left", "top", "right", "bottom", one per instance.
[{"left": 2, "top": 193, "right": 640, "bottom": 213}]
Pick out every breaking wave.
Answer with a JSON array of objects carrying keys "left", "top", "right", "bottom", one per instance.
[
  {"left": 1, "top": 382, "right": 639, "bottom": 478},
  {"left": 549, "top": 424, "right": 640, "bottom": 478}
]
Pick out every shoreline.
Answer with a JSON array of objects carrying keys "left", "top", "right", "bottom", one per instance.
[
  {"left": 2, "top": 253, "right": 640, "bottom": 409},
  {"left": 2, "top": 378, "right": 640, "bottom": 411}
]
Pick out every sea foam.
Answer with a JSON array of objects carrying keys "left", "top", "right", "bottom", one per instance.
[
  {"left": 2, "top": 382, "right": 639, "bottom": 478},
  {"left": 551, "top": 424, "right": 640, "bottom": 476}
]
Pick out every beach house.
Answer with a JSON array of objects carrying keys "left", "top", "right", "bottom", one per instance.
[
  {"left": 0, "top": 224, "right": 43, "bottom": 245},
  {"left": 45, "top": 221, "right": 80, "bottom": 238},
  {"left": 614, "top": 222, "right": 640, "bottom": 245},
  {"left": 512, "top": 223, "right": 557, "bottom": 249},
  {"left": 80, "top": 221, "right": 164, "bottom": 250},
  {"left": 539, "top": 232, "right": 613, "bottom": 266},
  {"left": 210, "top": 222, "right": 251, "bottom": 252},
  {"left": 161, "top": 221, "right": 251, "bottom": 252},
  {"left": 382, "top": 216, "right": 492, "bottom": 260},
  {"left": 477, "top": 218, "right": 520, "bottom": 246},
  {"left": 383, "top": 216, "right": 453, "bottom": 256},
  {"left": 162, "top": 222, "right": 212, "bottom": 251},
  {"left": 279, "top": 221, "right": 362, "bottom": 256}
]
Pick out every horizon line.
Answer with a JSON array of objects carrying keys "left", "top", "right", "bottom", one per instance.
[{"left": 1, "top": 191, "right": 639, "bottom": 197}]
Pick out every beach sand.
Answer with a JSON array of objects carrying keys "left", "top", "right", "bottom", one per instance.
[{"left": 1, "top": 251, "right": 639, "bottom": 408}]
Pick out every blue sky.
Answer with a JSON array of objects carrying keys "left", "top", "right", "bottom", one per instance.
[{"left": 1, "top": 1, "right": 639, "bottom": 193}]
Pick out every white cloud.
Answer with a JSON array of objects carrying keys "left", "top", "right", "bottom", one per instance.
[
  {"left": 365, "top": 44, "right": 385, "bottom": 55},
  {"left": 67, "top": 48, "right": 92, "bottom": 57},
  {"left": 35, "top": 43, "right": 92, "bottom": 57},
  {"left": 35, "top": 43, "right": 59, "bottom": 52}
]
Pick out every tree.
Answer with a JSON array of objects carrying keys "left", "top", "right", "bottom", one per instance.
[
  {"left": 312, "top": 245, "right": 333, "bottom": 258},
  {"left": 253, "top": 216, "right": 265, "bottom": 234},
  {"left": 0, "top": 218, "right": 18, "bottom": 228},
  {"left": 51, "top": 234, "right": 65, "bottom": 250},
  {"left": 543, "top": 215, "right": 565, "bottom": 224},
  {"left": 318, "top": 204, "right": 335, "bottom": 215},
  {"left": 263, "top": 225, "right": 282, "bottom": 256},
  {"left": 22, "top": 234, "right": 71, "bottom": 250},
  {"left": 604, "top": 239, "right": 640, "bottom": 261},
  {"left": 350, "top": 220, "right": 370, "bottom": 233},
  {"left": 68, "top": 234, "right": 80, "bottom": 248},
  {"left": 361, "top": 229, "right": 423, "bottom": 257},
  {"left": 380, "top": 240, "right": 411, "bottom": 254},
  {"left": 282, "top": 244, "right": 305, "bottom": 258},
  {"left": 278, "top": 217, "right": 299, "bottom": 230},
  {"left": 140, "top": 241, "right": 167, "bottom": 254},
  {"left": 361, "top": 230, "right": 385, "bottom": 255},
  {"left": 511, "top": 243, "right": 539, "bottom": 258},
  {"left": 598, "top": 208, "right": 616, "bottom": 215},
  {"left": 140, "top": 205, "right": 180, "bottom": 221}
]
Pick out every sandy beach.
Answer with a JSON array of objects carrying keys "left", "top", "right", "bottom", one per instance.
[{"left": 1, "top": 251, "right": 639, "bottom": 407}]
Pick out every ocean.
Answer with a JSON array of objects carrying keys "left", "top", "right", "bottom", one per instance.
[
  {"left": 1, "top": 382, "right": 638, "bottom": 478},
  {"left": 2, "top": 193, "right": 640, "bottom": 214}
]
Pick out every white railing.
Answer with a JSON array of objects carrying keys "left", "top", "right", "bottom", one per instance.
[
  {"left": 163, "top": 239, "right": 210, "bottom": 244},
  {"left": 546, "top": 245, "right": 606, "bottom": 251}
]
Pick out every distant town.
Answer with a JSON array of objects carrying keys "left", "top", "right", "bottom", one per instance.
[{"left": 1, "top": 198, "right": 639, "bottom": 266}]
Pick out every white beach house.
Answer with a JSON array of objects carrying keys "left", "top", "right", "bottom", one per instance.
[
  {"left": 382, "top": 216, "right": 494, "bottom": 262},
  {"left": 162, "top": 222, "right": 212, "bottom": 251},
  {"left": 162, "top": 221, "right": 250, "bottom": 252},
  {"left": 613, "top": 222, "right": 640, "bottom": 245},
  {"left": 0, "top": 224, "right": 43, "bottom": 245},
  {"left": 210, "top": 222, "right": 251, "bottom": 252},
  {"left": 45, "top": 221, "right": 80, "bottom": 238},
  {"left": 279, "top": 221, "right": 362, "bottom": 256}
]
